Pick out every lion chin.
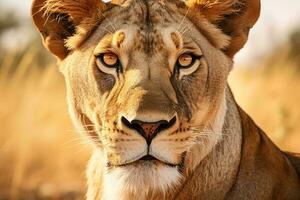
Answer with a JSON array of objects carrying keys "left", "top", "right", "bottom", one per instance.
[{"left": 102, "top": 159, "right": 182, "bottom": 200}]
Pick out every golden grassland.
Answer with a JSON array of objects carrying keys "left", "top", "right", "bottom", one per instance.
[
  {"left": 0, "top": 50, "right": 299, "bottom": 199},
  {"left": 229, "top": 60, "right": 300, "bottom": 153},
  {"left": 0, "top": 51, "right": 90, "bottom": 199}
]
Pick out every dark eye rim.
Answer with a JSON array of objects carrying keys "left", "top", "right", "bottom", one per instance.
[
  {"left": 95, "top": 53, "right": 121, "bottom": 69},
  {"left": 176, "top": 53, "right": 202, "bottom": 69}
]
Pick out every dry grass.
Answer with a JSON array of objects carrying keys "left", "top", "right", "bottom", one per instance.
[
  {"left": 0, "top": 50, "right": 90, "bottom": 199},
  {"left": 0, "top": 49, "right": 299, "bottom": 199},
  {"left": 229, "top": 61, "right": 300, "bottom": 152}
]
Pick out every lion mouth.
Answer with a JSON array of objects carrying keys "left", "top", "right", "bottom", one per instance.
[
  {"left": 138, "top": 155, "right": 177, "bottom": 167},
  {"left": 107, "top": 154, "right": 178, "bottom": 168},
  {"left": 139, "top": 155, "right": 156, "bottom": 161}
]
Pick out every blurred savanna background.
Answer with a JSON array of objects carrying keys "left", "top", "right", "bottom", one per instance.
[{"left": 0, "top": 0, "right": 300, "bottom": 199}]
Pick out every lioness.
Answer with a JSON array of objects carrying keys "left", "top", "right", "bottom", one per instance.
[{"left": 31, "top": 0, "right": 300, "bottom": 199}]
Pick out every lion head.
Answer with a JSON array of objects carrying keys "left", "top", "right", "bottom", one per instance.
[{"left": 32, "top": 0, "right": 260, "bottom": 198}]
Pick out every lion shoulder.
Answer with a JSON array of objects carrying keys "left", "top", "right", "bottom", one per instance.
[{"left": 226, "top": 106, "right": 300, "bottom": 199}]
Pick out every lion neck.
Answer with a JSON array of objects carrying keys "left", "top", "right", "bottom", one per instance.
[
  {"left": 175, "top": 86, "right": 242, "bottom": 199},
  {"left": 86, "top": 86, "right": 242, "bottom": 200}
]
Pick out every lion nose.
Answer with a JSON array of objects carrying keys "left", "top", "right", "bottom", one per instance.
[{"left": 121, "top": 116, "right": 177, "bottom": 145}]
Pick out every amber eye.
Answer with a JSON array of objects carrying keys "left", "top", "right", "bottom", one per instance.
[
  {"left": 175, "top": 53, "right": 202, "bottom": 79},
  {"left": 177, "top": 53, "right": 194, "bottom": 68},
  {"left": 96, "top": 52, "right": 122, "bottom": 74},
  {"left": 100, "top": 52, "right": 119, "bottom": 67}
]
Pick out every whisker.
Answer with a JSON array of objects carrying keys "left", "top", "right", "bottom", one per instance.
[
  {"left": 98, "top": 11, "right": 117, "bottom": 32},
  {"left": 177, "top": 7, "right": 190, "bottom": 33},
  {"left": 100, "top": 25, "right": 114, "bottom": 35},
  {"left": 62, "top": 135, "right": 100, "bottom": 144},
  {"left": 179, "top": 23, "right": 193, "bottom": 38},
  {"left": 65, "top": 129, "right": 98, "bottom": 134}
]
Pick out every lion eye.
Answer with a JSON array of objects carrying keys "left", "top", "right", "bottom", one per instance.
[
  {"left": 99, "top": 52, "right": 119, "bottom": 67},
  {"left": 96, "top": 52, "right": 122, "bottom": 75},
  {"left": 177, "top": 53, "right": 194, "bottom": 68},
  {"left": 175, "top": 53, "right": 202, "bottom": 79}
]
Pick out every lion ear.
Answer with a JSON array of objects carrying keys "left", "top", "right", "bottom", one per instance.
[
  {"left": 31, "top": 0, "right": 107, "bottom": 60},
  {"left": 186, "top": 0, "right": 260, "bottom": 58}
]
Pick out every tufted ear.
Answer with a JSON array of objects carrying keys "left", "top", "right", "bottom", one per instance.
[
  {"left": 31, "top": 0, "right": 108, "bottom": 60},
  {"left": 186, "top": 0, "right": 260, "bottom": 58}
]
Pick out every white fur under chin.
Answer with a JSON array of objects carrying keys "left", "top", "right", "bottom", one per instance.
[{"left": 102, "top": 163, "right": 182, "bottom": 200}]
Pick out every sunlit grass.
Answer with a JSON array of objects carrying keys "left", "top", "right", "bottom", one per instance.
[
  {"left": 229, "top": 64, "right": 300, "bottom": 152},
  {"left": 0, "top": 50, "right": 90, "bottom": 199}
]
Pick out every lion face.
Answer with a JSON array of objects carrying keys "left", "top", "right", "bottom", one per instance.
[
  {"left": 60, "top": 1, "right": 231, "bottom": 192},
  {"left": 32, "top": 0, "right": 260, "bottom": 195}
]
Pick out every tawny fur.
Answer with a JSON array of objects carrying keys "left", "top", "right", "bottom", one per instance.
[
  {"left": 185, "top": 0, "right": 260, "bottom": 57},
  {"left": 43, "top": 0, "right": 107, "bottom": 49},
  {"left": 186, "top": 0, "right": 241, "bottom": 23},
  {"left": 31, "top": 0, "right": 300, "bottom": 199}
]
